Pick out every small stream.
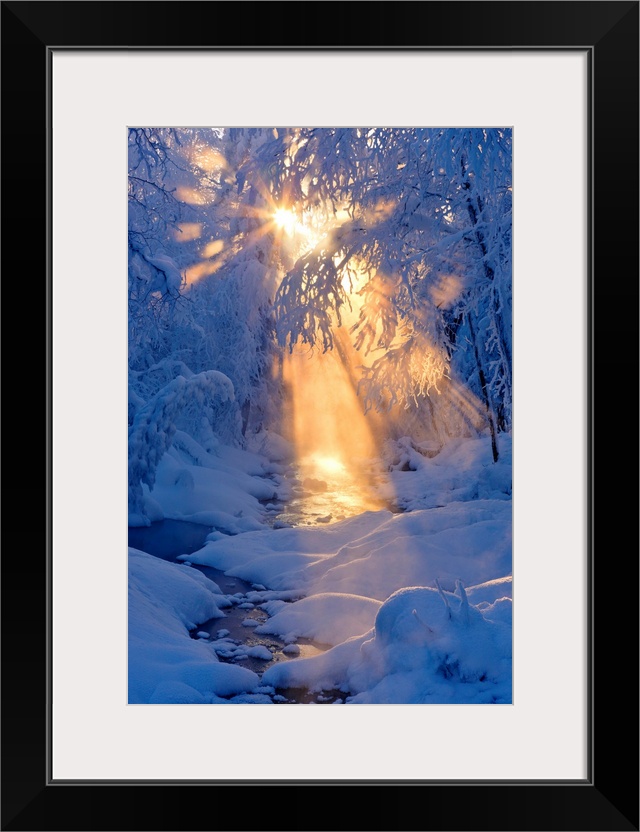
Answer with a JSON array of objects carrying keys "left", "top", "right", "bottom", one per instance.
[
  {"left": 268, "top": 455, "right": 391, "bottom": 529},
  {"left": 129, "top": 519, "right": 343, "bottom": 703},
  {"left": 129, "top": 457, "right": 394, "bottom": 704}
]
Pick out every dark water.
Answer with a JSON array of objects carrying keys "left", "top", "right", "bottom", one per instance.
[
  {"left": 128, "top": 519, "right": 213, "bottom": 561},
  {"left": 128, "top": 519, "right": 339, "bottom": 702}
]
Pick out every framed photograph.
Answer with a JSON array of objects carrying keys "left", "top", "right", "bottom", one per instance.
[{"left": 2, "top": 2, "right": 638, "bottom": 830}]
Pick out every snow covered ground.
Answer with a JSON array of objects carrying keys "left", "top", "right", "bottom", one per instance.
[
  {"left": 128, "top": 548, "right": 261, "bottom": 703},
  {"left": 129, "top": 427, "right": 291, "bottom": 531},
  {"left": 129, "top": 430, "right": 512, "bottom": 705}
]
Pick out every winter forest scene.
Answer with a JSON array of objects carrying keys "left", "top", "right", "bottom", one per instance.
[{"left": 128, "top": 126, "right": 513, "bottom": 706}]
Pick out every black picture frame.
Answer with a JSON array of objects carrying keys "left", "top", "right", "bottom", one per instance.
[{"left": 2, "top": 2, "right": 638, "bottom": 830}]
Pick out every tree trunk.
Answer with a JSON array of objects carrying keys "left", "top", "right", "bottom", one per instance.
[{"left": 467, "top": 312, "right": 499, "bottom": 463}]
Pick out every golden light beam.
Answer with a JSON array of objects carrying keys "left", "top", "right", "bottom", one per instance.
[{"left": 282, "top": 331, "right": 389, "bottom": 519}]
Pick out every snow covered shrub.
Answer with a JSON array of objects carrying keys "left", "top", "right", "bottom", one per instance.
[
  {"left": 347, "top": 581, "right": 511, "bottom": 699},
  {"left": 130, "top": 359, "right": 195, "bottom": 402},
  {"left": 128, "top": 370, "right": 237, "bottom": 521}
]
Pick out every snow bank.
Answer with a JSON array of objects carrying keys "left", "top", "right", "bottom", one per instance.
[
  {"left": 131, "top": 431, "right": 285, "bottom": 531},
  {"left": 185, "top": 510, "right": 392, "bottom": 586},
  {"left": 255, "top": 593, "right": 382, "bottom": 646},
  {"left": 309, "top": 501, "right": 511, "bottom": 600},
  {"left": 262, "top": 633, "right": 369, "bottom": 693},
  {"left": 187, "top": 500, "right": 511, "bottom": 600},
  {"left": 380, "top": 435, "right": 512, "bottom": 511},
  {"left": 128, "top": 549, "right": 259, "bottom": 703}
]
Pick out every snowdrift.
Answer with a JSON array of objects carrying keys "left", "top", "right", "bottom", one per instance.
[{"left": 128, "top": 549, "right": 259, "bottom": 703}]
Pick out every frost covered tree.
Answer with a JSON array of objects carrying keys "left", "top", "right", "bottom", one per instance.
[
  {"left": 245, "top": 128, "right": 512, "bottom": 458},
  {"left": 128, "top": 126, "right": 512, "bottom": 471},
  {"left": 127, "top": 127, "right": 282, "bottom": 507},
  {"left": 128, "top": 128, "right": 202, "bottom": 374}
]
